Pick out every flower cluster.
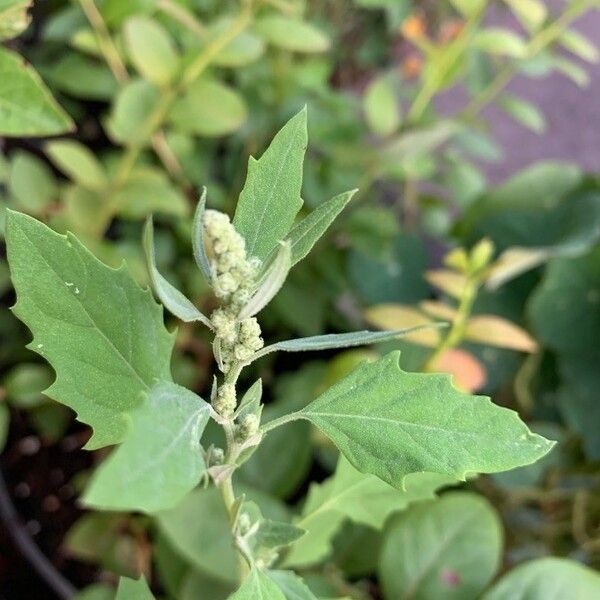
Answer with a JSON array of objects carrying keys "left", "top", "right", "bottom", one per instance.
[
  {"left": 204, "top": 210, "right": 260, "bottom": 311},
  {"left": 204, "top": 210, "right": 265, "bottom": 415}
]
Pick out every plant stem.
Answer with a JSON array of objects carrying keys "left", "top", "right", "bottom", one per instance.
[
  {"left": 461, "top": 0, "right": 591, "bottom": 120},
  {"left": 421, "top": 276, "right": 479, "bottom": 372},
  {"left": 78, "top": 0, "right": 129, "bottom": 83},
  {"left": 157, "top": 0, "right": 206, "bottom": 35},
  {"left": 406, "top": 8, "right": 485, "bottom": 123}
]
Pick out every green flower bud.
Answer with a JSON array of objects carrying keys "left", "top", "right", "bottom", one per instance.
[{"left": 235, "top": 414, "right": 259, "bottom": 441}]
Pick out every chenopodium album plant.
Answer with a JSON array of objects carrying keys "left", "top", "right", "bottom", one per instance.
[{"left": 6, "top": 109, "right": 554, "bottom": 597}]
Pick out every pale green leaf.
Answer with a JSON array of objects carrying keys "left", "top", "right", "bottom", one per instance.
[
  {"left": 473, "top": 28, "right": 527, "bottom": 58},
  {"left": 287, "top": 189, "right": 356, "bottom": 266},
  {"left": 157, "top": 487, "right": 239, "bottom": 583},
  {"left": 207, "top": 17, "right": 265, "bottom": 67},
  {"left": 285, "top": 457, "right": 452, "bottom": 568},
  {"left": 0, "top": 46, "right": 74, "bottom": 136},
  {"left": 83, "top": 382, "right": 210, "bottom": 513},
  {"left": 239, "top": 241, "right": 291, "bottom": 319},
  {"left": 233, "top": 108, "right": 307, "bottom": 261},
  {"left": 169, "top": 77, "right": 247, "bottom": 137},
  {"left": 6, "top": 211, "right": 174, "bottom": 449},
  {"left": 300, "top": 352, "right": 553, "bottom": 489},
  {"left": 0, "top": 0, "right": 31, "bottom": 40},
  {"left": 124, "top": 16, "right": 179, "bottom": 85},
  {"left": 191, "top": 186, "right": 212, "bottom": 281},
  {"left": 559, "top": 29, "right": 598, "bottom": 63},
  {"left": 267, "top": 571, "right": 317, "bottom": 600},
  {"left": 254, "top": 16, "right": 330, "bottom": 54},
  {"left": 253, "top": 519, "right": 306, "bottom": 552},
  {"left": 482, "top": 557, "right": 600, "bottom": 600},
  {"left": 229, "top": 567, "right": 286, "bottom": 600},
  {"left": 254, "top": 327, "right": 441, "bottom": 362},
  {"left": 363, "top": 74, "right": 401, "bottom": 136},
  {"left": 144, "top": 217, "right": 212, "bottom": 326},
  {"left": 552, "top": 55, "right": 590, "bottom": 87},
  {"left": 116, "top": 576, "right": 155, "bottom": 600},
  {"left": 112, "top": 168, "right": 188, "bottom": 218},
  {"left": 503, "top": 0, "right": 547, "bottom": 31},
  {"left": 379, "top": 492, "right": 502, "bottom": 600},
  {"left": 107, "top": 79, "right": 159, "bottom": 145},
  {"left": 9, "top": 151, "right": 57, "bottom": 214},
  {"left": 449, "top": 0, "right": 486, "bottom": 17},
  {"left": 46, "top": 140, "right": 107, "bottom": 189},
  {"left": 498, "top": 94, "right": 545, "bottom": 133}
]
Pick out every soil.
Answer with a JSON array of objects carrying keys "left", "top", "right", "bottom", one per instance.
[{"left": 0, "top": 410, "right": 95, "bottom": 599}]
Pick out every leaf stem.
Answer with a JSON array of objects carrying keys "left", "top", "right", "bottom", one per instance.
[
  {"left": 421, "top": 276, "right": 479, "bottom": 372},
  {"left": 260, "top": 411, "right": 304, "bottom": 434},
  {"left": 77, "top": 0, "right": 129, "bottom": 83}
]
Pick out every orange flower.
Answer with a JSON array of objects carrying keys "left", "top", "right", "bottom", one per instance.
[{"left": 401, "top": 14, "right": 426, "bottom": 41}]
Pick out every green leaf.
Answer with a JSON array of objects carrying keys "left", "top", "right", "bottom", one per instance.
[
  {"left": 169, "top": 77, "right": 247, "bottom": 137},
  {"left": 299, "top": 352, "right": 553, "bottom": 489},
  {"left": 254, "top": 16, "right": 330, "bottom": 54},
  {"left": 144, "top": 217, "right": 212, "bottom": 326},
  {"left": 112, "top": 168, "right": 188, "bottom": 218},
  {"left": 124, "top": 16, "right": 179, "bottom": 86},
  {"left": 529, "top": 247, "right": 600, "bottom": 458},
  {"left": 45, "top": 54, "right": 119, "bottom": 101},
  {"left": 285, "top": 457, "right": 451, "bottom": 568},
  {"left": 233, "top": 108, "right": 307, "bottom": 261},
  {"left": 254, "top": 327, "right": 441, "bottom": 361},
  {"left": 482, "top": 557, "right": 600, "bottom": 599},
  {"left": 551, "top": 55, "right": 590, "bottom": 87},
  {"left": 46, "top": 140, "right": 107, "bottom": 189},
  {"left": 0, "top": 47, "right": 74, "bottom": 136},
  {"left": 287, "top": 190, "right": 356, "bottom": 266},
  {"left": 6, "top": 211, "right": 174, "bottom": 449},
  {"left": 559, "top": 29, "right": 598, "bottom": 63},
  {"left": 253, "top": 519, "right": 306, "bottom": 552},
  {"left": 83, "top": 382, "right": 210, "bottom": 513},
  {"left": 498, "top": 94, "right": 545, "bottom": 133},
  {"left": 115, "top": 576, "right": 155, "bottom": 600},
  {"left": 191, "top": 187, "right": 212, "bottom": 281},
  {"left": 448, "top": 0, "right": 485, "bottom": 17},
  {"left": 3, "top": 363, "right": 53, "bottom": 408},
  {"left": 157, "top": 487, "right": 239, "bottom": 583},
  {"left": 207, "top": 17, "right": 265, "bottom": 67},
  {"left": 267, "top": 571, "right": 317, "bottom": 600},
  {"left": 229, "top": 567, "right": 286, "bottom": 600},
  {"left": 238, "top": 241, "right": 291, "bottom": 319},
  {"left": 379, "top": 492, "right": 502, "bottom": 600},
  {"left": 72, "top": 583, "right": 115, "bottom": 600},
  {"left": 107, "top": 79, "right": 159, "bottom": 145},
  {"left": 100, "top": 0, "right": 157, "bottom": 27},
  {"left": 503, "top": 0, "right": 547, "bottom": 31},
  {"left": 473, "top": 28, "right": 527, "bottom": 58},
  {"left": 363, "top": 74, "right": 401, "bottom": 136},
  {"left": 0, "top": 0, "right": 31, "bottom": 40},
  {"left": 8, "top": 150, "right": 57, "bottom": 214}
]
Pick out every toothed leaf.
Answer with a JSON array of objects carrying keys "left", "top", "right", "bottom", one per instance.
[
  {"left": 6, "top": 211, "right": 174, "bottom": 449},
  {"left": 300, "top": 352, "right": 554, "bottom": 489}
]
